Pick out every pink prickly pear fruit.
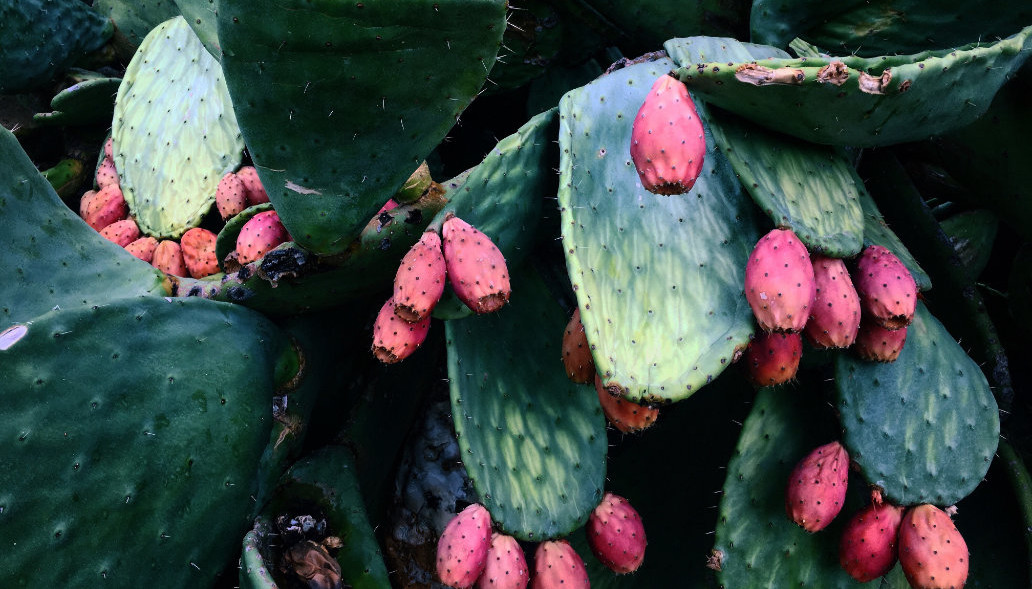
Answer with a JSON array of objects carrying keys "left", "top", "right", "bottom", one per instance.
[
  {"left": 744, "top": 228, "right": 816, "bottom": 333},
  {"left": 79, "top": 189, "right": 98, "bottom": 218},
  {"left": 436, "top": 503, "right": 493, "bottom": 589},
  {"left": 95, "top": 157, "right": 119, "bottom": 188},
  {"left": 180, "top": 227, "right": 220, "bottom": 279},
  {"left": 152, "top": 240, "right": 188, "bottom": 277},
  {"left": 898, "top": 504, "right": 969, "bottom": 589},
  {"left": 99, "top": 218, "right": 140, "bottom": 247},
  {"left": 215, "top": 172, "right": 248, "bottom": 220},
  {"left": 103, "top": 136, "right": 114, "bottom": 160},
  {"left": 476, "top": 533, "right": 529, "bottom": 589},
  {"left": 393, "top": 231, "right": 446, "bottom": 323},
  {"left": 629, "top": 74, "right": 706, "bottom": 196},
  {"left": 854, "top": 319, "right": 907, "bottom": 363},
  {"left": 853, "top": 245, "right": 917, "bottom": 330},
  {"left": 562, "top": 308, "right": 595, "bottom": 384},
  {"left": 236, "top": 165, "right": 270, "bottom": 205},
  {"left": 594, "top": 374, "right": 659, "bottom": 433},
  {"left": 586, "top": 492, "right": 647, "bottom": 574},
  {"left": 82, "top": 184, "right": 128, "bottom": 232},
  {"left": 743, "top": 331, "right": 802, "bottom": 387},
  {"left": 805, "top": 255, "right": 861, "bottom": 349},
  {"left": 442, "top": 215, "right": 511, "bottom": 314},
  {"left": 125, "top": 236, "right": 159, "bottom": 263},
  {"left": 377, "top": 198, "right": 399, "bottom": 215},
  {"left": 372, "top": 297, "right": 431, "bottom": 364},
  {"left": 531, "top": 540, "right": 590, "bottom": 589},
  {"left": 839, "top": 499, "right": 905, "bottom": 582},
  {"left": 785, "top": 441, "right": 850, "bottom": 532},
  {"left": 235, "top": 210, "right": 290, "bottom": 264}
]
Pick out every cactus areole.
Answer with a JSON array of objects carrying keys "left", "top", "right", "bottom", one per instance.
[{"left": 630, "top": 74, "right": 706, "bottom": 195}]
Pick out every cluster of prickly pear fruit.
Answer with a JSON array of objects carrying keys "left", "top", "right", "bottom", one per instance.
[{"left": 629, "top": 74, "right": 706, "bottom": 195}]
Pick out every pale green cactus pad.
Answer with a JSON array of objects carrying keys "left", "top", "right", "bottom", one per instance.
[{"left": 112, "top": 15, "right": 244, "bottom": 239}]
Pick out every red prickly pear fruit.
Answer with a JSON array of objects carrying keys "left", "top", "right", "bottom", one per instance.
[
  {"left": 898, "top": 504, "right": 969, "bottom": 589},
  {"left": 103, "top": 136, "right": 114, "bottom": 160},
  {"left": 594, "top": 374, "right": 659, "bottom": 433},
  {"left": 99, "top": 218, "right": 140, "bottom": 247},
  {"left": 442, "top": 215, "right": 511, "bottom": 314},
  {"left": 586, "top": 492, "right": 647, "bottom": 574},
  {"left": 744, "top": 228, "right": 816, "bottom": 333},
  {"left": 785, "top": 441, "right": 850, "bottom": 532},
  {"left": 152, "top": 240, "right": 188, "bottom": 277},
  {"left": 839, "top": 500, "right": 905, "bottom": 582},
  {"left": 125, "top": 236, "right": 159, "bottom": 263},
  {"left": 436, "top": 503, "right": 493, "bottom": 589},
  {"left": 372, "top": 297, "right": 430, "bottom": 364},
  {"left": 235, "top": 210, "right": 290, "bottom": 264},
  {"left": 854, "top": 319, "right": 907, "bottom": 363},
  {"left": 742, "top": 331, "right": 802, "bottom": 387},
  {"left": 79, "top": 189, "right": 98, "bottom": 218},
  {"left": 180, "top": 227, "right": 220, "bottom": 279},
  {"left": 476, "top": 533, "right": 529, "bottom": 589},
  {"left": 629, "top": 74, "right": 706, "bottom": 196},
  {"left": 853, "top": 245, "right": 917, "bottom": 331},
  {"left": 377, "top": 198, "right": 399, "bottom": 215},
  {"left": 805, "top": 256, "right": 861, "bottom": 349},
  {"left": 531, "top": 540, "right": 590, "bottom": 589},
  {"left": 562, "top": 308, "right": 595, "bottom": 384},
  {"left": 236, "top": 165, "right": 269, "bottom": 205},
  {"left": 215, "top": 172, "right": 248, "bottom": 220},
  {"left": 393, "top": 231, "right": 446, "bottom": 323},
  {"left": 95, "top": 157, "right": 119, "bottom": 188},
  {"left": 82, "top": 184, "right": 128, "bottom": 232}
]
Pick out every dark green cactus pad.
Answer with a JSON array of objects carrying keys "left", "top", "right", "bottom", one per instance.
[
  {"left": 216, "top": 0, "right": 507, "bottom": 255},
  {"left": 0, "top": 127, "right": 166, "bottom": 328},
  {"left": 559, "top": 57, "right": 763, "bottom": 404},
  {"left": 580, "top": 0, "right": 749, "bottom": 54},
  {"left": 672, "top": 26, "right": 1032, "bottom": 147},
  {"left": 858, "top": 185, "right": 931, "bottom": 291},
  {"left": 0, "top": 296, "right": 293, "bottom": 587},
  {"left": 0, "top": 0, "right": 114, "bottom": 92},
  {"left": 94, "top": 0, "right": 180, "bottom": 51},
  {"left": 174, "top": 0, "right": 221, "bottom": 60},
  {"left": 835, "top": 303, "right": 999, "bottom": 506},
  {"left": 33, "top": 71, "right": 122, "bottom": 127},
  {"left": 112, "top": 15, "right": 244, "bottom": 239},
  {"left": 446, "top": 265, "right": 607, "bottom": 540},
  {"left": 714, "top": 385, "right": 867, "bottom": 588},
  {"left": 939, "top": 209, "right": 998, "bottom": 282}
]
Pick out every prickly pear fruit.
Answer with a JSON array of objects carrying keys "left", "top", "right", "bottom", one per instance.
[
  {"left": 594, "top": 375, "right": 659, "bottom": 433},
  {"left": 744, "top": 228, "right": 816, "bottom": 333},
  {"left": 152, "top": 240, "right": 187, "bottom": 277},
  {"left": 180, "top": 227, "right": 220, "bottom": 279},
  {"left": 898, "top": 504, "right": 969, "bottom": 589},
  {"left": 215, "top": 172, "right": 248, "bottom": 220},
  {"left": 476, "top": 533, "right": 529, "bottom": 589},
  {"left": 531, "top": 540, "right": 590, "bottom": 589},
  {"left": 82, "top": 184, "right": 128, "bottom": 231},
  {"left": 235, "top": 210, "right": 290, "bottom": 264},
  {"left": 743, "top": 331, "right": 802, "bottom": 387},
  {"left": 442, "top": 215, "right": 511, "bottom": 314},
  {"left": 839, "top": 498, "right": 905, "bottom": 582},
  {"left": 393, "top": 231, "right": 446, "bottom": 323},
  {"left": 78, "top": 189, "right": 97, "bottom": 218},
  {"left": 125, "top": 236, "right": 159, "bottom": 263},
  {"left": 562, "top": 308, "right": 594, "bottom": 384},
  {"left": 805, "top": 256, "right": 861, "bottom": 349},
  {"left": 103, "top": 136, "right": 114, "bottom": 160},
  {"left": 236, "top": 165, "right": 269, "bottom": 205},
  {"left": 99, "top": 218, "right": 140, "bottom": 247},
  {"left": 436, "top": 503, "right": 493, "bottom": 589},
  {"left": 586, "top": 492, "right": 647, "bottom": 574},
  {"left": 854, "top": 319, "right": 907, "bottom": 363},
  {"left": 95, "top": 156, "right": 119, "bottom": 188},
  {"left": 629, "top": 74, "right": 706, "bottom": 196},
  {"left": 372, "top": 297, "right": 431, "bottom": 364},
  {"left": 377, "top": 198, "right": 399, "bottom": 215},
  {"left": 854, "top": 245, "right": 917, "bottom": 330},
  {"left": 785, "top": 441, "right": 850, "bottom": 532}
]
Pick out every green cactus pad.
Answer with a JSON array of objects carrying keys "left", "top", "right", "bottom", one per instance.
[
  {"left": 559, "top": 58, "right": 763, "bottom": 404},
  {"left": 579, "top": 0, "right": 748, "bottom": 55},
  {"left": 939, "top": 209, "right": 998, "bottom": 282},
  {"left": 0, "top": 0, "right": 114, "bottom": 92},
  {"left": 714, "top": 386, "right": 867, "bottom": 588},
  {"left": 0, "top": 296, "right": 293, "bottom": 587},
  {"left": 672, "top": 26, "right": 1032, "bottom": 147},
  {"left": 835, "top": 303, "right": 999, "bottom": 506},
  {"left": 664, "top": 35, "right": 789, "bottom": 66},
  {"left": 33, "top": 72, "right": 123, "bottom": 127},
  {"left": 216, "top": 0, "right": 507, "bottom": 255},
  {"left": 112, "top": 15, "right": 244, "bottom": 239},
  {"left": 95, "top": 0, "right": 180, "bottom": 51},
  {"left": 174, "top": 0, "right": 221, "bottom": 60},
  {"left": 446, "top": 266, "right": 607, "bottom": 540},
  {"left": 858, "top": 185, "right": 932, "bottom": 291},
  {"left": 239, "top": 517, "right": 278, "bottom": 589}
]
